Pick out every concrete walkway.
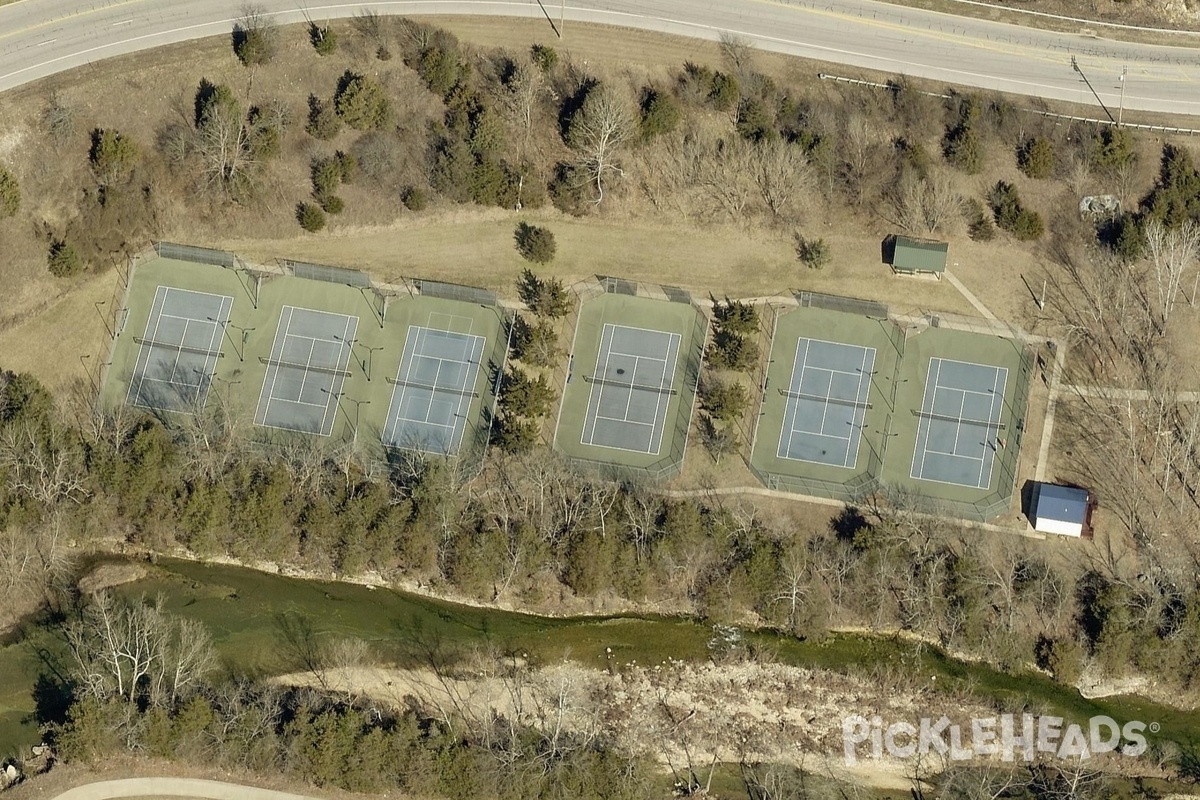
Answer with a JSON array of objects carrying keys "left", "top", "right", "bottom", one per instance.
[
  {"left": 1035, "top": 345, "right": 1067, "bottom": 483},
  {"left": 941, "top": 271, "right": 999, "bottom": 322},
  {"left": 52, "top": 779, "right": 323, "bottom": 800}
]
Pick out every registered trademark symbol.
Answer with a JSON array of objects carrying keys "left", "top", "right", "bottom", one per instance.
[{"left": 1150, "top": 722, "right": 1161, "bottom": 734}]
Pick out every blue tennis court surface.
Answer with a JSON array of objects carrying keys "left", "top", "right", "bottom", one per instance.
[
  {"left": 777, "top": 338, "right": 876, "bottom": 468},
  {"left": 910, "top": 357, "right": 1007, "bottom": 489},
  {"left": 127, "top": 286, "right": 232, "bottom": 412},
  {"left": 383, "top": 324, "right": 485, "bottom": 455},
  {"left": 581, "top": 324, "right": 680, "bottom": 455},
  {"left": 254, "top": 306, "right": 358, "bottom": 436}
]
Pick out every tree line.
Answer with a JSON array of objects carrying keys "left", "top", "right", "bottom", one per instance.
[{"left": 3, "top": 359, "right": 1200, "bottom": 701}]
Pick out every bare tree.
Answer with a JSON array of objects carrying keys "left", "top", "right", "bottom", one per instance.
[
  {"left": 67, "top": 592, "right": 216, "bottom": 707},
  {"left": 501, "top": 60, "right": 546, "bottom": 153},
  {"left": 891, "top": 169, "right": 962, "bottom": 235},
  {"left": 567, "top": 83, "right": 635, "bottom": 203},
  {"left": 1144, "top": 218, "right": 1200, "bottom": 331},
  {"left": 0, "top": 422, "right": 87, "bottom": 505},
  {"left": 752, "top": 138, "right": 811, "bottom": 221},
  {"left": 194, "top": 98, "right": 258, "bottom": 198}
]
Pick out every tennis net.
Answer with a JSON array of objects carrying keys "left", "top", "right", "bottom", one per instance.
[
  {"left": 913, "top": 409, "right": 1006, "bottom": 430},
  {"left": 780, "top": 388, "right": 871, "bottom": 410},
  {"left": 135, "top": 336, "right": 224, "bottom": 359},
  {"left": 259, "top": 356, "right": 351, "bottom": 378},
  {"left": 584, "top": 375, "right": 677, "bottom": 396},
  {"left": 386, "top": 376, "right": 479, "bottom": 398}
]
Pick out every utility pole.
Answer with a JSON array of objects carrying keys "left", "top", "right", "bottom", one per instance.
[
  {"left": 1118, "top": 66, "right": 1127, "bottom": 127},
  {"left": 561, "top": 0, "right": 565, "bottom": 39}
]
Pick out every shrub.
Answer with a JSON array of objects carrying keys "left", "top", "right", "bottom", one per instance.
[
  {"left": 311, "top": 156, "right": 344, "bottom": 199},
  {"left": 334, "top": 72, "right": 391, "bottom": 130},
  {"left": 514, "top": 222, "right": 557, "bottom": 263},
  {"left": 416, "top": 46, "right": 464, "bottom": 98},
  {"left": 794, "top": 234, "right": 831, "bottom": 270},
  {"left": 402, "top": 186, "right": 428, "bottom": 211},
  {"left": 988, "top": 181, "right": 1043, "bottom": 240},
  {"left": 1018, "top": 136, "right": 1055, "bottom": 179},
  {"left": 1090, "top": 126, "right": 1136, "bottom": 172},
  {"left": 89, "top": 129, "right": 137, "bottom": 186},
  {"left": 297, "top": 203, "right": 326, "bottom": 232},
  {"left": 709, "top": 71, "right": 740, "bottom": 112},
  {"left": 306, "top": 95, "right": 342, "bottom": 140},
  {"left": 735, "top": 97, "right": 776, "bottom": 143},
  {"left": 0, "top": 166, "right": 18, "bottom": 218},
  {"left": 516, "top": 269, "right": 571, "bottom": 318},
  {"left": 195, "top": 79, "right": 239, "bottom": 129},
  {"left": 1011, "top": 208, "right": 1045, "bottom": 240},
  {"left": 431, "top": 137, "right": 474, "bottom": 203},
  {"left": 699, "top": 377, "right": 750, "bottom": 423},
  {"left": 510, "top": 315, "right": 561, "bottom": 367},
  {"left": 966, "top": 198, "right": 996, "bottom": 242},
  {"left": 706, "top": 330, "right": 759, "bottom": 372},
  {"left": 335, "top": 151, "right": 358, "bottom": 184},
  {"left": 47, "top": 239, "right": 82, "bottom": 277},
  {"left": 320, "top": 195, "right": 344, "bottom": 214},
  {"left": 943, "top": 124, "right": 982, "bottom": 174},
  {"left": 1143, "top": 143, "right": 1200, "bottom": 228},
  {"left": 376, "top": 45, "right": 392, "bottom": 61},
  {"left": 530, "top": 44, "right": 557, "bottom": 74},
  {"left": 711, "top": 298, "right": 759, "bottom": 337},
  {"left": 310, "top": 24, "right": 337, "bottom": 55},
  {"left": 639, "top": 89, "right": 681, "bottom": 140},
  {"left": 233, "top": 11, "right": 276, "bottom": 67}
]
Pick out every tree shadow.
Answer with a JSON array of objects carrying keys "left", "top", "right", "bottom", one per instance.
[{"left": 829, "top": 505, "right": 868, "bottom": 543}]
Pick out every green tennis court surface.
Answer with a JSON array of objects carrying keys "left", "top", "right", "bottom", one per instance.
[
  {"left": 750, "top": 297, "right": 1033, "bottom": 521},
  {"left": 554, "top": 292, "right": 705, "bottom": 479},
  {"left": 101, "top": 249, "right": 507, "bottom": 462}
]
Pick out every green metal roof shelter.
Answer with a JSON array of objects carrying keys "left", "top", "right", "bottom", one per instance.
[{"left": 890, "top": 236, "right": 949, "bottom": 275}]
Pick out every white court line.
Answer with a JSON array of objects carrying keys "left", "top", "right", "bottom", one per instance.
[
  {"left": 257, "top": 306, "right": 294, "bottom": 426},
  {"left": 128, "top": 285, "right": 168, "bottom": 406},
  {"left": 950, "top": 388, "right": 968, "bottom": 457},
  {"left": 647, "top": 337, "right": 674, "bottom": 454},
  {"left": 910, "top": 358, "right": 942, "bottom": 480},
  {"left": 978, "top": 366, "right": 1008, "bottom": 489},
  {"left": 581, "top": 324, "right": 617, "bottom": 447},
  {"left": 168, "top": 318, "right": 192, "bottom": 385},
  {"left": 593, "top": 413, "right": 656, "bottom": 428},
  {"left": 620, "top": 355, "right": 642, "bottom": 422},
  {"left": 843, "top": 346, "right": 872, "bottom": 469},
  {"left": 316, "top": 313, "right": 354, "bottom": 436},
  {"left": 777, "top": 337, "right": 812, "bottom": 460},
  {"left": 581, "top": 324, "right": 678, "bottom": 455},
  {"left": 795, "top": 336, "right": 878, "bottom": 376}
]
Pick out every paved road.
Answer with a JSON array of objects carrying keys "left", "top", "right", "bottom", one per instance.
[
  {"left": 52, "top": 778, "right": 322, "bottom": 800},
  {"left": 0, "top": 0, "right": 1198, "bottom": 115}
]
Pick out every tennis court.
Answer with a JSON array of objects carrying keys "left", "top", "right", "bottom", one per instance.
[
  {"left": 382, "top": 321, "right": 485, "bottom": 455},
  {"left": 909, "top": 357, "right": 1008, "bottom": 490},
  {"left": 579, "top": 324, "right": 681, "bottom": 455},
  {"left": 127, "top": 286, "right": 233, "bottom": 412},
  {"left": 254, "top": 306, "right": 359, "bottom": 436},
  {"left": 777, "top": 338, "right": 876, "bottom": 469}
]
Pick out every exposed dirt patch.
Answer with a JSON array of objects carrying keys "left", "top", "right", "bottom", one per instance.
[{"left": 77, "top": 561, "right": 150, "bottom": 596}]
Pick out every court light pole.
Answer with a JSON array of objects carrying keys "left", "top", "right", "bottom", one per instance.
[
  {"left": 362, "top": 344, "right": 384, "bottom": 382},
  {"left": 95, "top": 301, "right": 113, "bottom": 339},
  {"left": 80, "top": 354, "right": 96, "bottom": 394},
  {"left": 344, "top": 398, "right": 370, "bottom": 447}
]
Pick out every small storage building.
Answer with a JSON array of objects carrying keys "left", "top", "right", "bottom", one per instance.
[
  {"left": 889, "top": 236, "right": 949, "bottom": 277},
  {"left": 1032, "top": 483, "right": 1093, "bottom": 538}
]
